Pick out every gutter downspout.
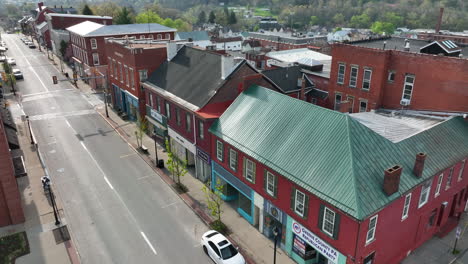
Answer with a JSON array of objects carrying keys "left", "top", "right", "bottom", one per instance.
[{"left": 353, "top": 220, "right": 362, "bottom": 263}]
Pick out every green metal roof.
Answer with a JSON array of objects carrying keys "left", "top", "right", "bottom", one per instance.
[{"left": 209, "top": 85, "right": 468, "bottom": 220}]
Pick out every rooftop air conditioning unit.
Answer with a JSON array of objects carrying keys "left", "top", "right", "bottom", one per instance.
[{"left": 400, "top": 99, "right": 411, "bottom": 106}]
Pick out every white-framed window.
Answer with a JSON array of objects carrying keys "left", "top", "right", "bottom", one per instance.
[
  {"left": 359, "top": 100, "right": 367, "bottom": 112},
  {"left": 244, "top": 158, "right": 256, "bottom": 183},
  {"left": 458, "top": 160, "right": 466, "bottom": 181},
  {"left": 140, "top": 35, "right": 145, "bottom": 39},
  {"left": 347, "top": 96, "right": 354, "bottom": 113},
  {"left": 402, "top": 74, "right": 415, "bottom": 101},
  {"left": 337, "top": 63, "right": 345, "bottom": 84},
  {"left": 294, "top": 189, "right": 306, "bottom": 217},
  {"left": 165, "top": 33, "right": 170, "bottom": 39},
  {"left": 139, "top": 69, "right": 148, "bottom": 82},
  {"left": 366, "top": 215, "right": 378, "bottom": 244},
  {"left": 129, "top": 68, "right": 134, "bottom": 89},
  {"left": 108, "top": 57, "right": 112, "bottom": 76},
  {"left": 90, "top": 38, "right": 97, "bottom": 49},
  {"left": 156, "top": 97, "right": 161, "bottom": 112},
  {"left": 266, "top": 171, "right": 276, "bottom": 197},
  {"left": 157, "top": 34, "right": 162, "bottom": 40},
  {"left": 418, "top": 181, "right": 432, "bottom": 208},
  {"left": 92, "top": 53, "right": 99, "bottom": 65},
  {"left": 186, "top": 113, "right": 191, "bottom": 132},
  {"left": 199, "top": 120, "right": 204, "bottom": 139},
  {"left": 322, "top": 207, "right": 336, "bottom": 236},
  {"left": 165, "top": 101, "right": 171, "bottom": 119},
  {"left": 435, "top": 173, "right": 444, "bottom": 197},
  {"left": 149, "top": 93, "right": 153, "bottom": 107},
  {"left": 349, "top": 66, "right": 358, "bottom": 88},
  {"left": 216, "top": 140, "right": 223, "bottom": 161},
  {"left": 148, "top": 35, "right": 154, "bottom": 40},
  {"left": 334, "top": 93, "right": 342, "bottom": 111},
  {"left": 125, "top": 66, "right": 129, "bottom": 86},
  {"left": 388, "top": 70, "right": 395, "bottom": 82},
  {"left": 229, "top": 149, "right": 238, "bottom": 171},
  {"left": 446, "top": 167, "right": 454, "bottom": 190},
  {"left": 362, "top": 69, "right": 372, "bottom": 90},
  {"left": 113, "top": 59, "right": 117, "bottom": 79},
  {"left": 402, "top": 193, "right": 412, "bottom": 220},
  {"left": 175, "top": 107, "right": 181, "bottom": 125}
]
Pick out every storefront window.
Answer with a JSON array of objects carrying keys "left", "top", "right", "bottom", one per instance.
[
  {"left": 292, "top": 234, "right": 316, "bottom": 260},
  {"left": 238, "top": 193, "right": 251, "bottom": 217}
]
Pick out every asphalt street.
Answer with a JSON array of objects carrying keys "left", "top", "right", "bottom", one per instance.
[{"left": 2, "top": 34, "right": 210, "bottom": 264}]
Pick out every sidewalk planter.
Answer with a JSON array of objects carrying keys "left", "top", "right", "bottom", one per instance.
[
  {"left": 285, "top": 216, "right": 347, "bottom": 264},
  {"left": 212, "top": 161, "right": 255, "bottom": 225}
]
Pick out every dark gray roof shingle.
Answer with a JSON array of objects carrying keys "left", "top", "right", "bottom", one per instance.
[{"left": 262, "top": 66, "right": 313, "bottom": 93}]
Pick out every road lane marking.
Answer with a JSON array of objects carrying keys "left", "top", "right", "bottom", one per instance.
[
  {"left": 65, "top": 120, "right": 71, "bottom": 128},
  {"left": 80, "top": 141, "right": 88, "bottom": 151},
  {"left": 140, "top": 232, "right": 157, "bottom": 255},
  {"left": 161, "top": 201, "right": 180, "bottom": 209},
  {"left": 137, "top": 175, "right": 150, "bottom": 180},
  {"left": 103, "top": 176, "right": 114, "bottom": 190},
  {"left": 120, "top": 153, "right": 136, "bottom": 158}
]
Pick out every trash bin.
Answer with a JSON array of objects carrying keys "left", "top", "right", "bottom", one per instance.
[{"left": 157, "top": 159, "right": 164, "bottom": 168}]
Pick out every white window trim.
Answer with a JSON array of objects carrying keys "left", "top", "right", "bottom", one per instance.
[
  {"left": 266, "top": 171, "right": 275, "bottom": 196},
  {"left": 366, "top": 215, "right": 378, "bottom": 244},
  {"left": 90, "top": 38, "right": 97, "bottom": 49},
  {"left": 216, "top": 140, "right": 223, "bottom": 161},
  {"left": 165, "top": 33, "right": 170, "bottom": 39},
  {"left": 446, "top": 167, "right": 454, "bottom": 190},
  {"left": 294, "top": 189, "right": 305, "bottom": 217},
  {"left": 322, "top": 207, "right": 335, "bottom": 237},
  {"left": 401, "top": 74, "right": 415, "bottom": 101},
  {"left": 418, "top": 181, "right": 432, "bottom": 208},
  {"left": 130, "top": 68, "right": 135, "bottom": 89},
  {"left": 334, "top": 93, "right": 342, "bottom": 111},
  {"left": 157, "top": 34, "right": 162, "bottom": 40},
  {"left": 388, "top": 70, "right": 395, "bottom": 82},
  {"left": 245, "top": 158, "right": 255, "bottom": 182},
  {"left": 359, "top": 99, "right": 368, "bottom": 113},
  {"left": 229, "top": 149, "right": 237, "bottom": 171},
  {"left": 458, "top": 160, "right": 466, "bottom": 181},
  {"left": 337, "top": 63, "right": 345, "bottom": 84},
  {"left": 402, "top": 193, "right": 411, "bottom": 220},
  {"left": 435, "top": 173, "right": 444, "bottom": 197},
  {"left": 199, "top": 121, "right": 204, "bottom": 139},
  {"left": 362, "top": 69, "right": 372, "bottom": 91},
  {"left": 349, "top": 66, "right": 358, "bottom": 88},
  {"left": 92, "top": 53, "right": 99, "bottom": 65},
  {"left": 165, "top": 102, "right": 171, "bottom": 119},
  {"left": 124, "top": 65, "right": 129, "bottom": 86}
]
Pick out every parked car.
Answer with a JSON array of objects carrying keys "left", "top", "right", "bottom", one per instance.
[
  {"left": 0, "top": 56, "right": 6, "bottom": 62},
  {"left": 6, "top": 58, "right": 16, "bottom": 65},
  {"left": 13, "top": 69, "right": 23, "bottom": 80},
  {"left": 28, "top": 43, "right": 36, "bottom": 49},
  {"left": 201, "top": 230, "right": 245, "bottom": 264}
]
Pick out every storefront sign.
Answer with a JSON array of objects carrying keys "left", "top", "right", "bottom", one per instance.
[
  {"left": 292, "top": 220, "right": 338, "bottom": 263},
  {"left": 292, "top": 234, "right": 306, "bottom": 258},
  {"left": 168, "top": 128, "right": 196, "bottom": 154},
  {"left": 150, "top": 109, "right": 164, "bottom": 124},
  {"left": 265, "top": 200, "right": 283, "bottom": 223},
  {"left": 196, "top": 148, "right": 211, "bottom": 164}
]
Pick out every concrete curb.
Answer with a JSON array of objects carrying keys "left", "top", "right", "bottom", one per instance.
[{"left": 96, "top": 110, "right": 257, "bottom": 264}]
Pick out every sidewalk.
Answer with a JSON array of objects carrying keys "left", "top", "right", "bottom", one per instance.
[
  {"left": 0, "top": 101, "right": 79, "bottom": 264},
  {"left": 402, "top": 212, "right": 468, "bottom": 264}
]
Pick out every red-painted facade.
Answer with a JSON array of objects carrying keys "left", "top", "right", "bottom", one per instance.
[
  {"left": 328, "top": 44, "right": 468, "bottom": 113},
  {"left": 106, "top": 40, "right": 167, "bottom": 117},
  {"left": 210, "top": 134, "right": 468, "bottom": 264},
  {"left": 0, "top": 121, "right": 25, "bottom": 227},
  {"left": 48, "top": 15, "right": 112, "bottom": 30},
  {"left": 418, "top": 33, "right": 468, "bottom": 45}
]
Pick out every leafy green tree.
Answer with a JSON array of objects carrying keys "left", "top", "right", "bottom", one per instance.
[
  {"left": 228, "top": 11, "right": 237, "bottom": 25},
  {"left": 59, "top": 40, "right": 68, "bottom": 58},
  {"left": 332, "top": 13, "right": 345, "bottom": 25},
  {"left": 135, "top": 10, "right": 163, "bottom": 24},
  {"left": 114, "top": 7, "right": 134, "bottom": 25},
  {"left": 382, "top": 12, "right": 403, "bottom": 27},
  {"left": 2, "top": 62, "right": 16, "bottom": 95},
  {"left": 350, "top": 13, "right": 371, "bottom": 28},
  {"left": 371, "top": 21, "right": 396, "bottom": 35},
  {"left": 82, "top": 4, "right": 94, "bottom": 15},
  {"left": 165, "top": 139, "right": 188, "bottom": 191},
  {"left": 309, "top": 15, "right": 319, "bottom": 25},
  {"left": 202, "top": 179, "right": 224, "bottom": 224},
  {"left": 197, "top": 10, "right": 206, "bottom": 24},
  {"left": 135, "top": 114, "right": 148, "bottom": 150},
  {"left": 208, "top": 11, "right": 216, "bottom": 23},
  {"left": 92, "top": 2, "right": 121, "bottom": 17}
]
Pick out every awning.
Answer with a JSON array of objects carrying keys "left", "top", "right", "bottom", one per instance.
[
  {"left": 5, "top": 126, "right": 19, "bottom": 149},
  {"left": 146, "top": 116, "right": 167, "bottom": 130},
  {"left": 307, "top": 88, "right": 329, "bottom": 100}
]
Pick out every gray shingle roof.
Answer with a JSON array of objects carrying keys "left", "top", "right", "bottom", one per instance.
[
  {"left": 262, "top": 66, "right": 313, "bottom": 93},
  {"left": 144, "top": 46, "right": 227, "bottom": 108}
]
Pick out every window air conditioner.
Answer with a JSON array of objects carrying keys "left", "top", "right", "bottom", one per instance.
[{"left": 400, "top": 99, "right": 410, "bottom": 106}]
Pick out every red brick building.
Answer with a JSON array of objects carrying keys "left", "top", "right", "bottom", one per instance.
[
  {"left": 0, "top": 114, "right": 25, "bottom": 227},
  {"left": 248, "top": 32, "right": 327, "bottom": 51},
  {"left": 46, "top": 13, "right": 112, "bottom": 60},
  {"left": 209, "top": 85, "right": 468, "bottom": 264},
  {"left": 327, "top": 43, "right": 468, "bottom": 114},
  {"left": 106, "top": 38, "right": 168, "bottom": 120},
  {"left": 66, "top": 21, "right": 175, "bottom": 89}
]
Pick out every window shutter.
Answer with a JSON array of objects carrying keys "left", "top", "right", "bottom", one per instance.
[
  {"left": 303, "top": 194, "right": 309, "bottom": 219},
  {"left": 243, "top": 157, "right": 246, "bottom": 179},
  {"left": 263, "top": 170, "right": 267, "bottom": 192},
  {"left": 290, "top": 188, "right": 296, "bottom": 211},
  {"left": 317, "top": 204, "right": 325, "bottom": 230},
  {"left": 252, "top": 162, "right": 256, "bottom": 183},
  {"left": 333, "top": 213, "right": 341, "bottom": 240},
  {"left": 273, "top": 174, "right": 278, "bottom": 198}
]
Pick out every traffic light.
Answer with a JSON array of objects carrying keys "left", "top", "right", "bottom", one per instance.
[{"left": 52, "top": 75, "right": 58, "bottom": 84}]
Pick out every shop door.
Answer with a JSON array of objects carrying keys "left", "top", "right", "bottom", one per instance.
[
  {"left": 121, "top": 91, "right": 127, "bottom": 114},
  {"left": 363, "top": 252, "right": 375, "bottom": 264}
]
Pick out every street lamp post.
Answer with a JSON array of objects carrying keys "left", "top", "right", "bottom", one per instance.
[
  {"left": 273, "top": 226, "right": 279, "bottom": 264},
  {"left": 26, "top": 115, "right": 34, "bottom": 144},
  {"left": 41, "top": 176, "right": 60, "bottom": 225},
  {"left": 153, "top": 135, "right": 160, "bottom": 168},
  {"left": 103, "top": 74, "right": 109, "bottom": 118}
]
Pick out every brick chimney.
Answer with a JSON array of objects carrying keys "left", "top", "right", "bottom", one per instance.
[
  {"left": 38, "top": 2, "right": 44, "bottom": 11},
  {"left": 383, "top": 165, "right": 402, "bottom": 196},
  {"left": 300, "top": 76, "right": 306, "bottom": 101},
  {"left": 413, "top": 152, "right": 427, "bottom": 178},
  {"left": 436, "top": 7, "right": 444, "bottom": 34}
]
